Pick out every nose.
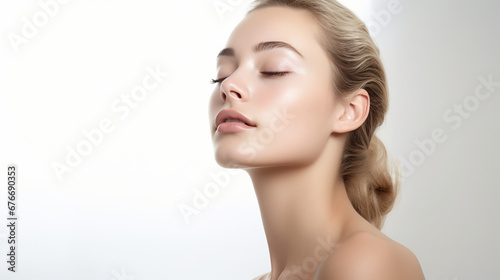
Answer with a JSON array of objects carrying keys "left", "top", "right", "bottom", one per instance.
[{"left": 220, "top": 74, "right": 249, "bottom": 103}]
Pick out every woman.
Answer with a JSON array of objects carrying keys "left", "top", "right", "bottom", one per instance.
[{"left": 208, "top": 0, "right": 426, "bottom": 279}]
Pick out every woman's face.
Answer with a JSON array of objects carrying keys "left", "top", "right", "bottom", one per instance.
[{"left": 209, "top": 6, "right": 342, "bottom": 169}]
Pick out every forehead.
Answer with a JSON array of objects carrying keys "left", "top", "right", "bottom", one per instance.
[{"left": 224, "top": 6, "right": 322, "bottom": 57}]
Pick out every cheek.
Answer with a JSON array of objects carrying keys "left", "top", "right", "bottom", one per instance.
[
  {"left": 253, "top": 80, "right": 334, "bottom": 160},
  {"left": 260, "top": 79, "right": 332, "bottom": 131},
  {"left": 208, "top": 88, "right": 222, "bottom": 122},
  {"left": 209, "top": 87, "right": 221, "bottom": 106}
]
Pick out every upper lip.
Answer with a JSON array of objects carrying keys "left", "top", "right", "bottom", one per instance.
[{"left": 215, "top": 109, "right": 256, "bottom": 128}]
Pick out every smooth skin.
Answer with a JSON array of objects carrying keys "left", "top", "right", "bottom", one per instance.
[{"left": 209, "top": 6, "right": 426, "bottom": 280}]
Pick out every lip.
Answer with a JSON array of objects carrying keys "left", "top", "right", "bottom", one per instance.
[{"left": 215, "top": 109, "right": 256, "bottom": 133}]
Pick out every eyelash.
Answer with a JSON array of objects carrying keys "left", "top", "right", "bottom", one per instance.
[{"left": 210, "top": 71, "right": 290, "bottom": 84}]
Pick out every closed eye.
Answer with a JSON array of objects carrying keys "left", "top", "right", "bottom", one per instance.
[
  {"left": 261, "top": 71, "right": 290, "bottom": 77},
  {"left": 210, "top": 71, "right": 290, "bottom": 84},
  {"left": 210, "top": 77, "right": 228, "bottom": 84}
]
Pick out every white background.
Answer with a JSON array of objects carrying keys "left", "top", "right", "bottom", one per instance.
[{"left": 0, "top": 0, "right": 499, "bottom": 279}]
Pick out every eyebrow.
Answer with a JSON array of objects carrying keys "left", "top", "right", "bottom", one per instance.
[{"left": 216, "top": 41, "right": 303, "bottom": 58}]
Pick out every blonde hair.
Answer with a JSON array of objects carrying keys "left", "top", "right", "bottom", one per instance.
[{"left": 249, "top": 0, "right": 400, "bottom": 229}]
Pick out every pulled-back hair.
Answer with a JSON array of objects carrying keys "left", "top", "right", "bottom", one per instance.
[{"left": 249, "top": 0, "right": 400, "bottom": 229}]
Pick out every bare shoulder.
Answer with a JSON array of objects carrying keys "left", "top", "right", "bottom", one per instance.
[
  {"left": 316, "top": 231, "right": 425, "bottom": 280},
  {"left": 251, "top": 271, "right": 270, "bottom": 280}
]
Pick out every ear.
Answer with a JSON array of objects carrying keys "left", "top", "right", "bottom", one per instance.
[{"left": 332, "top": 88, "right": 370, "bottom": 134}]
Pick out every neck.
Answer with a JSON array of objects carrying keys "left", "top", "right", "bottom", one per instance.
[{"left": 245, "top": 142, "right": 360, "bottom": 280}]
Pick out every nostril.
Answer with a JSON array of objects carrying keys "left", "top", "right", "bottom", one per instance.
[
  {"left": 221, "top": 81, "right": 245, "bottom": 101},
  {"left": 231, "top": 91, "right": 242, "bottom": 99},
  {"left": 221, "top": 90, "right": 242, "bottom": 101}
]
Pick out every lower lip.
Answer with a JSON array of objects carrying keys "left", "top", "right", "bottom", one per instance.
[{"left": 217, "top": 122, "right": 256, "bottom": 133}]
